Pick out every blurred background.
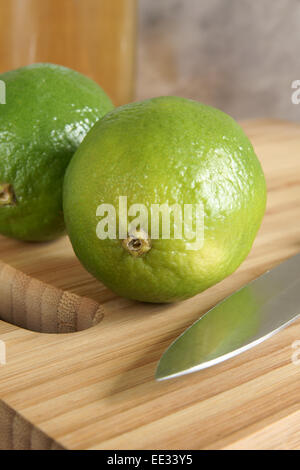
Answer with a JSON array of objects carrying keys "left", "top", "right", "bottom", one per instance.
[
  {"left": 138, "top": 0, "right": 300, "bottom": 120},
  {"left": 0, "top": 0, "right": 299, "bottom": 120}
]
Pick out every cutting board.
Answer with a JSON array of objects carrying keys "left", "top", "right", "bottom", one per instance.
[{"left": 0, "top": 119, "right": 300, "bottom": 450}]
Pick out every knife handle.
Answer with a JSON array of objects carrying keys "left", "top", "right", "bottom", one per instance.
[{"left": 0, "top": 260, "right": 105, "bottom": 334}]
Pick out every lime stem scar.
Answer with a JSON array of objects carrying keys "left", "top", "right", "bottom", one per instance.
[
  {"left": 122, "top": 229, "right": 152, "bottom": 257},
  {"left": 0, "top": 183, "right": 16, "bottom": 206}
]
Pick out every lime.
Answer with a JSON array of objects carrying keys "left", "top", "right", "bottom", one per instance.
[
  {"left": 64, "top": 97, "right": 266, "bottom": 303},
  {"left": 0, "top": 63, "right": 113, "bottom": 241}
]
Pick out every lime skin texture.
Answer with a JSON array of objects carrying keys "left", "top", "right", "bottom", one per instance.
[
  {"left": 64, "top": 96, "right": 267, "bottom": 303},
  {"left": 0, "top": 63, "right": 114, "bottom": 241}
]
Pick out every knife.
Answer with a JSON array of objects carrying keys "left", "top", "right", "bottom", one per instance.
[{"left": 156, "top": 253, "right": 300, "bottom": 381}]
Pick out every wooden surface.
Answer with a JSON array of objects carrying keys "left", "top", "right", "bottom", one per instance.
[
  {"left": 0, "top": 0, "right": 137, "bottom": 106},
  {"left": 0, "top": 119, "right": 300, "bottom": 450},
  {"left": 0, "top": 260, "right": 105, "bottom": 334}
]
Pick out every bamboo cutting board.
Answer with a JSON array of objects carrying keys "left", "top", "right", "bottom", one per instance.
[{"left": 0, "top": 119, "right": 300, "bottom": 450}]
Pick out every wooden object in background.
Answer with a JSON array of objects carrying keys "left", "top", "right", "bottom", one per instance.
[
  {"left": 0, "top": 120, "right": 300, "bottom": 450},
  {"left": 0, "top": 261, "right": 104, "bottom": 334},
  {"left": 0, "top": 0, "right": 137, "bottom": 105}
]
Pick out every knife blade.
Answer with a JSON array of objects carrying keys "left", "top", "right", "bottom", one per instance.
[{"left": 156, "top": 253, "right": 300, "bottom": 381}]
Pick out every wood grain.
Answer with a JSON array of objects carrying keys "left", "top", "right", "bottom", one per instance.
[
  {"left": 0, "top": 401, "right": 63, "bottom": 450},
  {"left": 0, "top": 119, "right": 299, "bottom": 450},
  {"left": 0, "top": 0, "right": 137, "bottom": 106},
  {"left": 0, "top": 261, "right": 105, "bottom": 334}
]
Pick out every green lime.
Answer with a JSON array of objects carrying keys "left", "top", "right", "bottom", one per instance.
[
  {"left": 0, "top": 63, "right": 113, "bottom": 241},
  {"left": 63, "top": 97, "right": 266, "bottom": 303}
]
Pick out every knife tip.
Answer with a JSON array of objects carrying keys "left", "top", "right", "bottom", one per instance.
[
  {"left": 155, "top": 360, "right": 171, "bottom": 381},
  {"left": 155, "top": 360, "right": 182, "bottom": 381}
]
